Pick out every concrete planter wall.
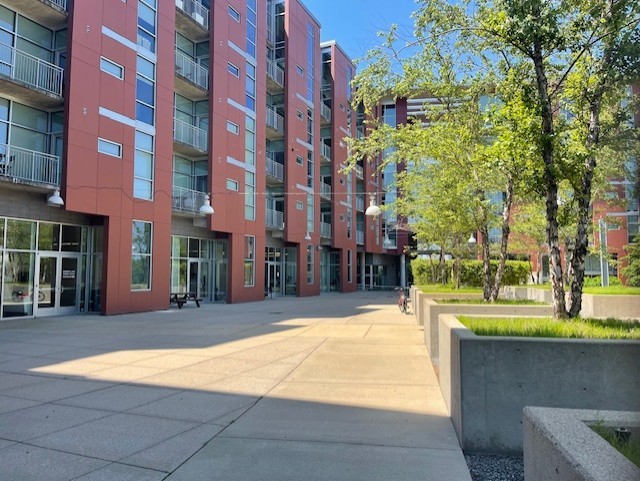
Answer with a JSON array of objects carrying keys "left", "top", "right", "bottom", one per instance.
[
  {"left": 439, "top": 314, "right": 640, "bottom": 454},
  {"left": 502, "top": 286, "right": 640, "bottom": 320},
  {"left": 422, "top": 299, "right": 553, "bottom": 367},
  {"left": 524, "top": 407, "right": 640, "bottom": 481}
]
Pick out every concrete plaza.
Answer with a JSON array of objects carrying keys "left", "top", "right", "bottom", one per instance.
[{"left": 0, "top": 292, "right": 471, "bottom": 480}]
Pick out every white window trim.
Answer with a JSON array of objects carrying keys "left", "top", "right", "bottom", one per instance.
[
  {"left": 131, "top": 220, "right": 153, "bottom": 291},
  {"left": 98, "top": 138, "right": 122, "bottom": 158},
  {"left": 100, "top": 57, "right": 124, "bottom": 79},
  {"left": 226, "top": 179, "right": 239, "bottom": 191},
  {"left": 228, "top": 62, "right": 240, "bottom": 77},
  {"left": 227, "top": 121, "right": 239, "bottom": 135},
  {"left": 228, "top": 5, "right": 241, "bottom": 22}
]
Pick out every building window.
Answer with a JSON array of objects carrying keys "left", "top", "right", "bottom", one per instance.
[
  {"left": 245, "top": 62, "right": 256, "bottom": 111},
  {"left": 131, "top": 220, "right": 152, "bottom": 290},
  {"left": 228, "top": 5, "right": 241, "bottom": 22},
  {"left": 245, "top": 116, "right": 256, "bottom": 220},
  {"left": 307, "top": 193, "right": 314, "bottom": 234},
  {"left": 306, "top": 23, "right": 315, "bottom": 102},
  {"left": 296, "top": 155, "right": 304, "bottom": 165},
  {"left": 245, "top": 0, "right": 257, "bottom": 59},
  {"left": 227, "top": 121, "right": 239, "bottom": 134},
  {"left": 134, "top": 130, "right": 154, "bottom": 200},
  {"left": 307, "top": 245, "right": 314, "bottom": 284},
  {"left": 244, "top": 235, "right": 255, "bottom": 286},
  {"left": 227, "top": 62, "right": 240, "bottom": 77},
  {"left": 136, "top": 55, "right": 155, "bottom": 126},
  {"left": 100, "top": 57, "right": 124, "bottom": 79},
  {"left": 296, "top": 201, "right": 304, "bottom": 210},
  {"left": 297, "top": 110, "right": 303, "bottom": 120},
  {"left": 98, "top": 138, "right": 122, "bottom": 158},
  {"left": 296, "top": 65, "right": 304, "bottom": 76},
  {"left": 226, "top": 179, "right": 238, "bottom": 190},
  {"left": 137, "top": 0, "right": 156, "bottom": 53},
  {"left": 347, "top": 250, "right": 352, "bottom": 282}
]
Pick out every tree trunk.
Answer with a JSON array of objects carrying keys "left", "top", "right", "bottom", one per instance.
[
  {"left": 480, "top": 223, "right": 492, "bottom": 301},
  {"left": 532, "top": 40, "right": 567, "bottom": 318},
  {"left": 490, "top": 177, "right": 514, "bottom": 301}
]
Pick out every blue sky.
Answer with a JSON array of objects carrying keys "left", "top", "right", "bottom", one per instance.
[{"left": 303, "top": 0, "right": 420, "bottom": 63}]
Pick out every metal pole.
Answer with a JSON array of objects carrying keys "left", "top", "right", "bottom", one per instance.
[{"left": 599, "top": 218, "right": 609, "bottom": 287}]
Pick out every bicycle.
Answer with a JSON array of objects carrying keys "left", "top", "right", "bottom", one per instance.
[
  {"left": 396, "top": 287, "right": 409, "bottom": 314},
  {"left": 11, "top": 288, "right": 45, "bottom": 302}
]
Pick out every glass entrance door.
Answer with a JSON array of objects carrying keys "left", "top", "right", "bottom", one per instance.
[
  {"left": 35, "top": 254, "right": 79, "bottom": 317},
  {"left": 265, "top": 262, "right": 281, "bottom": 296},
  {"left": 188, "top": 260, "right": 210, "bottom": 299}
]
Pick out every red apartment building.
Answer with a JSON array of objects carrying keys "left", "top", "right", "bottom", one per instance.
[{"left": 0, "top": 0, "right": 406, "bottom": 319}]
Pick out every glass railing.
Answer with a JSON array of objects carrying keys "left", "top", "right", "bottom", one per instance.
[
  {"left": 173, "top": 118, "right": 208, "bottom": 152},
  {"left": 320, "top": 221, "right": 332, "bottom": 238},
  {"left": 172, "top": 186, "right": 207, "bottom": 214},
  {"left": 175, "top": 0, "right": 209, "bottom": 30},
  {"left": 354, "top": 165, "right": 364, "bottom": 179},
  {"left": 321, "top": 143, "right": 331, "bottom": 161},
  {"left": 0, "top": 43, "right": 64, "bottom": 97},
  {"left": 266, "top": 208, "right": 284, "bottom": 229},
  {"left": 47, "top": 0, "right": 67, "bottom": 9},
  {"left": 175, "top": 50, "right": 208, "bottom": 91},
  {"left": 321, "top": 103, "right": 331, "bottom": 122},
  {"left": 266, "top": 58, "right": 284, "bottom": 88},
  {"left": 266, "top": 152, "right": 284, "bottom": 181},
  {"left": 320, "top": 181, "right": 331, "bottom": 200},
  {"left": 356, "top": 230, "right": 365, "bottom": 245},
  {"left": 266, "top": 106, "right": 284, "bottom": 133},
  {"left": 0, "top": 144, "right": 60, "bottom": 187},
  {"left": 356, "top": 195, "right": 365, "bottom": 211}
]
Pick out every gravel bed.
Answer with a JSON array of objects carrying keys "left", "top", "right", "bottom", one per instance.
[{"left": 464, "top": 454, "right": 524, "bottom": 481}]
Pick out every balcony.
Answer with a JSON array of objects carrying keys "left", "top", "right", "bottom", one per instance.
[
  {"left": 175, "top": 0, "right": 209, "bottom": 41},
  {"left": 356, "top": 230, "right": 364, "bottom": 245},
  {"left": 174, "top": 50, "right": 208, "bottom": 96},
  {"left": 320, "top": 222, "right": 332, "bottom": 239},
  {"left": 354, "top": 164, "right": 364, "bottom": 180},
  {"left": 320, "top": 103, "right": 331, "bottom": 123},
  {"left": 320, "top": 142, "right": 331, "bottom": 164},
  {"left": 356, "top": 195, "right": 365, "bottom": 211},
  {"left": 172, "top": 186, "right": 207, "bottom": 215},
  {"left": 0, "top": 43, "right": 64, "bottom": 107},
  {"left": 266, "top": 58, "right": 285, "bottom": 91},
  {"left": 266, "top": 208, "right": 284, "bottom": 230},
  {"left": 266, "top": 106, "right": 284, "bottom": 139},
  {"left": 266, "top": 151, "right": 284, "bottom": 183},
  {"left": 356, "top": 127, "right": 365, "bottom": 139},
  {"left": 0, "top": 144, "right": 61, "bottom": 188},
  {"left": 3, "top": 0, "right": 67, "bottom": 29},
  {"left": 320, "top": 180, "right": 331, "bottom": 201},
  {"left": 173, "top": 118, "right": 208, "bottom": 155}
]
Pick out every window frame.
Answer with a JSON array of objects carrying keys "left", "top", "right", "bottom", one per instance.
[
  {"left": 100, "top": 57, "right": 124, "bottom": 79},
  {"left": 97, "top": 138, "right": 122, "bottom": 158},
  {"left": 131, "top": 220, "right": 153, "bottom": 291}
]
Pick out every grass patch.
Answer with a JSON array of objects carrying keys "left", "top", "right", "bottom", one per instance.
[
  {"left": 457, "top": 316, "right": 640, "bottom": 340},
  {"left": 418, "top": 284, "right": 483, "bottom": 293},
  {"left": 436, "top": 298, "right": 545, "bottom": 305},
  {"left": 590, "top": 424, "right": 640, "bottom": 468},
  {"left": 525, "top": 285, "right": 640, "bottom": 295}
]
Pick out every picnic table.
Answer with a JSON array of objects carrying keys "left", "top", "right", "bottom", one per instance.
[{"left": 170, "top": 292, "right": 202, "bottom": 308}]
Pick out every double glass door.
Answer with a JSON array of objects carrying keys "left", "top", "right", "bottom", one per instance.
[
  {"left": 36, "top": 253, "right": 79, "bottom": 317},
  {"left": 265, "top": 262, "right": 281, "bottom": 296},
  {"left": 188, "top": 260, "right": 210, "bottom": 299}
]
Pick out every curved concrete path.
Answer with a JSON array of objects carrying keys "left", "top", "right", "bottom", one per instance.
[{"left": 0, "top": 292, "right": 471, "bottom": 481}]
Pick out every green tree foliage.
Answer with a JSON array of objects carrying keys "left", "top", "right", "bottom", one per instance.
[{"left": 622, "top": 234, "right": 640, "bottom": 286}]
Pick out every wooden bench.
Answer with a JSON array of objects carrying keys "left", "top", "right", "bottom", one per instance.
[{"left": 170, "top": 292, "right": 202, "bottom": 308}]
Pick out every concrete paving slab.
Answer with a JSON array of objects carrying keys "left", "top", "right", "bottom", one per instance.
[
  {"left": 29, "top": 359, "right": 117, "bottom": 376},
  {"left": 135, "top": 370, "right": 229, "bottom": 389},
  {"left": 0, "top": 403, "right": 110, "bottom": 442},
  {"left": 285, "top": 352, "right": 434, "bottom": 385},
  {"left": 57, "top": 384, "right": 177, "bottom": 412},
  {"left": 220, "top": 396, "right": 459, "bottom": 450},
  {"left": 0, "top": 394, "right": 42, "bottom": 414},
  {"left": 182, "top": 356, "right": 267, "bottom": 375},
  {"left": 298, "top": 324, "right": 372, "bottom": 338},
  {"left": 0, "top": 371, "right": 48, "bottom": 390},
  {"left": 365, "top": 325, "right": 425, "bottom": 341},
  {"left": 30, "top": 413, "right": 198, "bottom": 461},
  {"left": 165, "top": 437, "right": 472, "bottom": 481},
  {"left": 202, "top": 374, "right": 282, "bottom": 397},
  {"left": 316, "top": 340, "right": 427, "bottom": 356},
  {"left": 0, "top": 439, "right": 15, "bottom": 450},
  {"left": 72, "top": 462, "right": 166, "bottom": 481},
  {"left": 129, "top": 391, "right": 257, "bottom": 423},
  {"left": 130, "top": 353, "right": 212, "bottom": 369},
  {"left": 1, "top": 378, "right": 112, "bottom": 402},
  {"left": 122, "top": 423, "right": 226, "bottom": 472},
  {"left": 0, "top": 444, "right": 109, "bottom": 481},
  {"left": 88, "top": 365, "right": 168, "bottom": 382},
  {"left": 240, "top": 361, "right": 303, "bottom": 381}
]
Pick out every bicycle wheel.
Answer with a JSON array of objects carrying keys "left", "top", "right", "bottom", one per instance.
[{"left": 38, "top": 291, "right": 45, "bottom": 301}]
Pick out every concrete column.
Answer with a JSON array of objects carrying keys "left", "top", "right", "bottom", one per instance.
[
  {"left": 400, "top": 254, "right": 406, "bottom": 288},
  {"left": 360, "top": 251, "right": 365, "bottom": 290}
]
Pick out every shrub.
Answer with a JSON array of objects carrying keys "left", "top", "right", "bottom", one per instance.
[
  {"left": 583, "top": 276, "right": 621, "bottom": 287},
  {"left": 411, "top": 258, "right": 530, "bottom": 287}
]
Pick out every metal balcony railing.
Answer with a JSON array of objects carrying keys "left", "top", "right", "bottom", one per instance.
[
  {"left": 320, "top": 221, "right": 332, "bottom": 238},
  {"left": 266, "top": 152, "right": 284, "bottom": 181},
  {"left": 320, "top": 103, "right": 331, "bottom": 122},
  {"left": 173, "top": 118, "right": 208, "bottom": 152},
  {"left": 266, "top": 58, "right": 284, "bottom": 88},
  {"left": 175, "top": 0, "right": 209, "bottom": 30},
  {"left": 0, "top": 43, "right": 64, "bottom": 97},
  {"left": 172, "top": 186, "right": 207, "bottom": 214},
  {"left": 356, "top": 128, "right": 365, "bottom": 139},
  {"left": 321, "top": 143, "right": 331, "bottom": 162},
  {"left": 356, "top": 195, "right": 365, "bottom": 211},
  {"left": 320, "top": 181, "right": 331, "bottom": 200},
  {"left": 0, "top": 144, "right": 61, "bottom": 187},
  {"left": 354, "top": 165, "right": 364, "bottom": 179},
  {"left": 175, "top": 50, "right": 208, "bottom": 91},
  {"left": 266, "top": 106, "right": 284, "bottom": 134},
  {"left": 47, "top": 0, "right": 67, "bottom": 9},
  {"left": 266, "top": 208, "right": 284, "bottom": 229},
  {"left": 356, "top": 230, "right": 364, "bottom": 245}
]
